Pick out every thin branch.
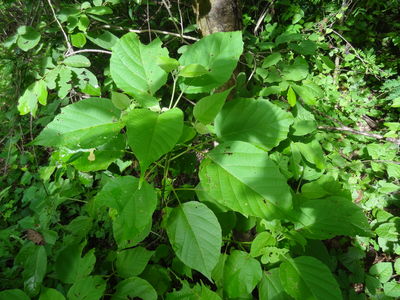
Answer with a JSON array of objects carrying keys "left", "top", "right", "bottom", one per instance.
[
  {"left": 65, "top": 49, "right": 112, "bottom": 57},
  {"left": 161, "top": 0, "right": 189, "bottom": 44},
  {"left": 318, "top": 125, "right": 400, "bottom": 145},
  {"left": 46, "top": 0, "right": 73, "bottom": 55},
  {"left": 102, "top": 25, "right": 199, "bottom": 41}
]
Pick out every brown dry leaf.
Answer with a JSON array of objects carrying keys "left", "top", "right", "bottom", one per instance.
[{"left": 25, "top": 229, "right": 45, "bottom": 245}]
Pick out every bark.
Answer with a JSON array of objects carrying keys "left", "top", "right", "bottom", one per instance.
[{"left": 193, "top": 0, "right": 242, "bottom": 36}]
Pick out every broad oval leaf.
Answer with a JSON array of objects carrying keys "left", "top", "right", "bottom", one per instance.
[
  {"left": 33, "top": 98, "right": 123, "bottom": 149},
  {"left": 193, "top": 88, "right": 231, "bottom": 124},
  {"left": 126, "top": 108, "right": 183, "bottom": 178},
  {"left": 67, "top": 276, "right": 106, "bottom": 300},
  {"left": 22, "top": 245, "right": 47, "bottom": 296},
  {"left": 39, "top": 288, "right": 66, "bottom": 300},
  {"left": 63, "top": 55, "right": 91, "bottom": 68},
  {"left": 198, "top": 141, "right": 293, "bottom": 221},
  {"left": 95, "top": 176, "right": 157, "bottom": 248},
  {"left": 17, "top": 26, "right": 41, "bottom": 51},
  {"left": 179, "top": 31, "right": 243, "bottom": 93},
  {"left": 215, "top": 98, "right": 294, "bottom": 151},
  {"left": 223, "top": 250, "right": 262, "bottom": 298},
  {"left": 166, "top": 201, "right": 222, "bottom": 280},
  {"left": 179, "top": 64, "right": 209, "bottom": 78},
  {"left": 259, "top": 269, "right": 293, "bottom": 300},
  {"left": 116, "top": 246, "right": 154, "bottom": 278},
  {"left": 279, "top": 256, "right": 342, "bottom": 300},
  {"left": 111, "top": 277, "right": 157, "bottom": 300},
  {"left": 70, "top": 134, "right": 125, "bottom": 172},
  {"left": 110, "top": 32, "right": 168, "bottom": 99},
  {"left": 0, "top": 289, "right": 30, "bottom": 300}
]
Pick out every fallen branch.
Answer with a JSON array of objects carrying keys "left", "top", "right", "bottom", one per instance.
[
  {"left": 102, "top": 25, "right": 199, "bottom": 41},
  {"left": 65, "top": 49, "right": 112, "bottom": 57},
  {"left": 318, "top": 125, "right": 400, "bottom": 145}
]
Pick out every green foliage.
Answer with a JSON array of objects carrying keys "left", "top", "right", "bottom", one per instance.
[{"left": 0, "top": 0, "right": 399, "bottom": 299}]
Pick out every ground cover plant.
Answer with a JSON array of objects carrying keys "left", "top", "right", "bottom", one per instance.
[{"left": 0, "top": 0, "right": 399, "bottom": 299}]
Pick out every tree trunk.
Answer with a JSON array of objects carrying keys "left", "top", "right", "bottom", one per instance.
[{"left": 194, "top": 0, "right": 242, "bottom": 36}]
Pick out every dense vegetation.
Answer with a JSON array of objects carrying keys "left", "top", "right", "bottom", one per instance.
[{"left": 0, "top": 0, "right": 399, "bottom": 299}]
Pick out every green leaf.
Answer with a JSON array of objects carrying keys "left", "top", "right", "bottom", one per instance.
[
  {"left": 17, "top": 80, "right": 48, "bottom": 116},
  {"left": 17, "top": 26, "right": 41, "bottom": 51},
  {"left": 70, "top": 134, "right": 125, "bottom": 172},
  {"left": 33, "top": 98, "right": 123, "bottom": 149},
  {"left": 369, "top": 262, "right": 393, "bottom": 283},
  {"left": 321, "top": 56, "right": 335, "bottom": 69},
  {"left": 116, "top": 247, "right": 154, "bottom": 278},
  {"left": 193, "top": 88, "right": 232, "bottom": 124},
  {"left": 110, "top": 32, "right": 168, "bottom": 100},
  {"left": 280, "top": 256, "right": 342, "bottom": 300},
  {"left": 384, "top": 281, "right": 400, "bottom": 298},
  {"left": 63, "top": 55, "right": 91, "bottom": 68},
  {"left": 0, "top": 290, "right": 30, "bottom": 300},
  {"left": 259, "top": 269, "right": 292, "bottom": 300},
  {"left": 67, "top": 276, "right": 106, "bottom": 300},
  {"left": 282, "top": 57, "right": 309, "bottom": 81},
  {"left": 22, "top": 245, "right": 47, "bottom": 296},
  {"left": 157, "top": 56, "right": 180, "bottom": 73},
  {"left": 179, "top": 31, "right": 243, "bottom": 93},
  {"left": 215, "top": 98, "right": 294, "bottom": 151},
  {"left": 86, "top": 6, "right": 113, "bottom": 15},
  {"left": 291, "top": 82, "right": 323, "bottom": 105},
  {"left": 294, "top": 182, "right": 372, "bottom": 239},
  {"left": 39, "top": 288, "right": 66, "bottom": 300},
  {"left": 55, "top": 243, "right": 96, "bottom": 284},
  {"left": 291, "top": 103, "right": 317, "bottom": 136},
  {"left": 166, "top": 201, "right": 222, "bottom": 280},
  {"left": 111, "top": 277, "right": 157, "bottom": 300},
  {"left": 262, "top": 52, "right": 282, "bottom": 68},
  {"left": 198, "top": 141, "right": 293, "bottom": 220},
  {"left": 223, "top": 250, "right": 262, "bottom": 298},
  {"left": 166, "top": 282, "right": 222, "bottom": 300},
  {"left": 179, "top": 64, "right": 209, "bottom": 77},
  {"left": 126, "top": 108, "right": 183, "bottom": 180},
  {"left": 287, "top": 86, "right": 297, "bottom": 106},
  {"left": 95, "top": 176, "right": 157, "bottom": 247},
  {"left": 292, "top": 140, "right": 326, "bottom": 170},
  {"left": 86, "top": 31, "right": 118, "bottom": 50},
  {"left": 111, "top": 91, "right": 131, "bottom": 110},
  {"left": 71, "top": 33, "right": 87, "bottom": 48},
  {"left": 289, "top": 40, "right": 317, "bottom": 55}
]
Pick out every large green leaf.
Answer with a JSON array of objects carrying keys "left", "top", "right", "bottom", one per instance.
[
  {"left": 55, "top": 243, "right": 96, "bottom": 284},
  {"left": 39, "top": 288, "right": 66, "bottom": 300},
  {"left": 0, "top": 290, "right": 30, "bottom": 300},
  {"left": 223, "top": 250, "right": 262, "bottom": 298},
  {"left": 293, "top": 178, "right": 372, "bottom": 239},
  {"left": 166, "top": 201, "right": 222, "bottom": 280},
  {"left": 198, "top": 141, "right": 293, "bottom": 220},
  {"left": 33, "top": 98, "right": 123, "bottom": 149},
  {"left": 111, "top": 277, "right": 157, "bottom": 300},
  {"left": 116, "top": 246, "right": 154, "bottom": 278},
  {"left": 279, "top": 256, "right": 342, "bottom": 300},
  {"left": 95, "top": 176, "right": 157, "bottom": 247},
  {"left": 18, "top": 80, "right": 47, "bottom": 116},
  {"left": 67, "top": 276, "right": 106, "bottom": 300},
  {"left": 292, "top": 140, "right": 326, "bottom": 170},
  {"left": 126, "top": 108, "right": 183, "bottom": 180},
  {"left": 17, "top": 26, "right": 41, "bottom": 51},
  {"left": 282, "top": 57, "right": 309, "bottom": 82},
  {"left": 193, "top": 88, "right": 232, "bottom": 124},
  {"left": 70, "top": 134, "right": 125, "bottom": 172},
  {"left": 179, "top": 31, "right": 243, "bottom": 93},
  {"left": 215, "top": 98, "right": 293, "bottom": 151},
  {"left": 259, "top": 269, "right": 293, "bottom": 300},
  {"left": 110, "top": 32, "right": 168, "bottom": 101},
  {"left": 20, "top": 245, "right": 47, "bottom": 297}
]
